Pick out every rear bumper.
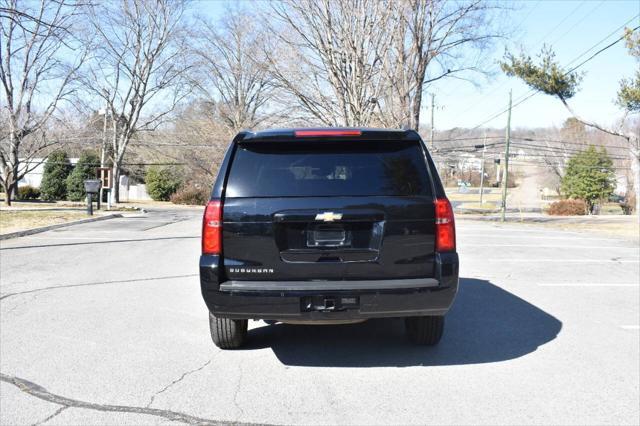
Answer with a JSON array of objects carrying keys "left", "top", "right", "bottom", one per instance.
[{"left": 200, "top": 253, "right": 458, "bottom": 320}]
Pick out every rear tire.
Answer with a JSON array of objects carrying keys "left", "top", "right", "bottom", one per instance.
[
  {"left": 405, "top": 315, "right": 444, "bottom": 345},
  {"left": 209, "top": 312, "right": 248, "bottom": 349}
]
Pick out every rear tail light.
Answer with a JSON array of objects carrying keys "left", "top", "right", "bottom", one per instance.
[
  {"left": 294, "top": 129, "right": 362, "bottom": 137},
  {"left": 202, "top": 200, "right": 222, "bottom": 255},
  {"left": 434, "top": 198, "right": 455, "bottom": 252}
]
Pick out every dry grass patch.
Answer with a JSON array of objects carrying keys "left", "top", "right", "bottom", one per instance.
[
  {"left": 458, "top": 202, "right": 499, "bottom": 211},
  {"left": 446, "top": 190, "right": 502, "bottom": 203},
  {"left": 533, "top": 220, "right": 639, "bottom": 242},
  {"left": 0, "top": 210, "right": 89, "bottom": 234}
]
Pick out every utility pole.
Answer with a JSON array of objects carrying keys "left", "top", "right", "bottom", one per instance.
[
  {"left": 479, "top": 132, "right": 487, "bottom": 205},
  {"left": 99, "top": 97, "right": 108, "bottom": 209},
  {"left": 501, "top": 90, "right": 512, "bottom": 222},
  {"left": 429, "top": 94, "right": 435, "bottom": 149}
]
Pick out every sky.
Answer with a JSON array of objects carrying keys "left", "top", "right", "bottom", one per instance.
[
  {"left": 428, "top": 0, "right": 640, "bottom": 131},
  {"left": 197, "top": 0, "right": 639, "bottom": 131}
]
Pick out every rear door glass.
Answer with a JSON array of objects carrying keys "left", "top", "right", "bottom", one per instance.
[{"left": 226, "top": 141, "right": 432, "bottom": 197}]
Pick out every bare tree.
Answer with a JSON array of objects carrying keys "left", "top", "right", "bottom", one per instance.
[
  {"left": 191, "top": 8, "right": 273, "bottom": 134},
  {"left": 379, "top": 0, "right": 505, "bottom": 130},
  {"left": 536, "top": 118, "right": 589, "bottom": 185},
  {"left": 0, "top": 0, "right": 86, "bottom": 205},
  {"left": 82, "top": 0, "right": 191, "bottom": 202},
  {"left": 265, "top": 0, "right": 400, "bottom": 127},
  {"left": 146, "top": 100, "right": 233, "bottom": 183},
  {"left": 264, "top": 0, "right": 503, "bottom": 129}
]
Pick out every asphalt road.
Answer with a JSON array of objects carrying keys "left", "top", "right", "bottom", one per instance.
[{"left": 1, "top": 208, "right": 638, "bottom": 425}]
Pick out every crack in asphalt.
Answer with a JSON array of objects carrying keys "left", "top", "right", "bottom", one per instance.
[
  {"left": 0, "top": 372, "right": 266, "bottom": 426},
  {"left": 4, "top": 292, "right": 38, "bottom": 314},
  {"left": 232, "top": 360, "right": 246, "bottom": 422},
  {"left": 0, "top": 236, "right": 199, "bottom": 251},
  {"left": 0, "top": 274, "right": 198, "bottom": 301},
  {"left": 32, "top": 405, "right": 68, "bottom": 426},
  {"left": 142, "top": 218, "right": 189, "bottom": 232},
  {"left": 146, "top": 358, "right": 214, "bottom": 408}
]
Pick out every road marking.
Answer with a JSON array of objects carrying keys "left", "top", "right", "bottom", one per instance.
[
  {"left": 620, "top": 325, "right": 640, "bottom": 330},
  {"left": 458, "top": 228, "right": 584, "bottom": 234},
  {"left": 462, "top": 244, "right": 638, "bottom": 250},
  {"left": 480, "top": 259, "right": 639, "bottom": 263},
  {"left": 460, "top": 234, "right": 629, "bottom": 241},
  {"left": 457, "top": 228, "right": 606, "bottom": 238},
  {"left": 20, "top": 235, "right": 194, "bottom": 241},
  {"left": 537, "top": 283, "right": 639, "bottom": 287}
]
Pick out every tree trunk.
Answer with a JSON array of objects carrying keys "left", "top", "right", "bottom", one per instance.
[
  {"left": 631, "top": 147, "right": 640, "bottom": 215},
  {"left": 10, "top": 161, "right": 19, "bottom": 202},
  {"left": 9, "top": 183, "right": 16, "bottom": 204},
  {"left": 3, "top": 133, "right": 18, "bottom": 206},
  {"left": 411, "top": 81, "right": 423, "bottom": 131},
  {"left": 113, "top": 162, "right": 120, "bottom": 204},
  {"left": 2, "top": 179, "right": 12, "bottom": 206}
]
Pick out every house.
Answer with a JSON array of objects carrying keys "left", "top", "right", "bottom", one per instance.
[{"left": 15, "top": 158, "right": 79, "bottom": 188}]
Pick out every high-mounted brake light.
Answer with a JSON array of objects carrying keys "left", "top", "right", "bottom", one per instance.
[
  {"left": 434, "top": 198, "right": 455, "bottom": 252},
  {"left": 202, "top": 200, "right": 222, "bottom": 255},
  {"left": 294, "top": 130, "right": 362, "bottom": 137}
]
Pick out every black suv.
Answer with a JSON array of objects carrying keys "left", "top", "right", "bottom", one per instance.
[{"left": 200, "top": 128, "right": 458, "bottom": 349}]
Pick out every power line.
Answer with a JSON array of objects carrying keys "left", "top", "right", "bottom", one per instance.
[
  {"left": 434, "top": 135, "right": 631, "bottom": 150},
  {"left": 513, "top": 0, "right": 543, "bottom": 30},
  {"left": 563, "top": 13, "right": 640, "bottom": 69},
  {"left": 434, "top": 141, "right": 630, "bottom": 158},
  {"left": 432, "top": 136, "right": 505, "bottom": 142},
  {"left": 548, "top": 1, "right": 606, "bottom": 47},
  {"left": 435, "top": 148, "right": 628, "bottom": 161},
  {"left": 512, "top": 137, "right": 631, "bottom": 150},
  {"left": 431, "top": 157, "right": 632, "bottom": 171},
  {"left": 531, "top": 0, "right": 587, "bottom": 47},
  {"left": 444, "top": 0, "right": 590, "bottom": 113},
  {"left": 464, "top": 22, "right": 639, "bottom": 132}
]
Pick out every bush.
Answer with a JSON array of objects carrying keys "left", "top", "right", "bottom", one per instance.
[
  {"left": 66, "top": 151, "right": 100, "bottom": 201},
  {"left": 145, "top": 166, "right": 183, "bottom": 201},
  {"left": 16, "top": 185, "right": 40, "bottom": 200},
  {"left": 561, "top": 146, "right": 615, "bottom": 213},
  {"left": 170, "top": 184, "right": 209, "bottom": 205},
  {"left": 548, "top": 199, "right": 587, "bottom": 216},
  {"left": 40, "top": 151, "right": 72, "bottom": 201}
]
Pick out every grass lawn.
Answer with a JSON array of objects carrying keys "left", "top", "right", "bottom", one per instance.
[
  {"left": 538, "top": 220, "right": 640, "bottom": 241},
  {"left": 447, "top": 191, "right": 502, "bottom": 203},
  {"left": 0, "top": 210, "right": 90, "bottom": 234},
  {"left": 458, "top": 202, "right": 499, "bottom": 211},
  {"left": 599, "top": 202, "right": 624, "bottom": 215}
]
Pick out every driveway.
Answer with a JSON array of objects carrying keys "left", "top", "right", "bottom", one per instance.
[{"left": 1, "top": 208, "right": 638, "bottom": 425}]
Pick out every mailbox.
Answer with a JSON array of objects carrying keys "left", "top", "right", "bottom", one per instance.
[{"left": 84, "top": 179, "right": 101, "bottom": 194}]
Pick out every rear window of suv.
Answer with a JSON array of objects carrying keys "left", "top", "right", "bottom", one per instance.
[{"left": 225, "top": 141, "right": 432, "bottom": 197}]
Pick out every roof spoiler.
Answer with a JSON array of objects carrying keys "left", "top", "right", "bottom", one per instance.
[{"left": 235, "top": 128, "right": 421, "bottom": 143}]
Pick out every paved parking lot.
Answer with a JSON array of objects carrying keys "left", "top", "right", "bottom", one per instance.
[{"left": 1, "top": 208, "right": 638, "bottom": 425}]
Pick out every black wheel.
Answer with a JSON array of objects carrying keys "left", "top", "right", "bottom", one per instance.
[
  {"left": 209, "top": 312, "right": 248, "bottom": 349},
  {"left": 405, "top": 315, "right": 444, "bottom": 345}
]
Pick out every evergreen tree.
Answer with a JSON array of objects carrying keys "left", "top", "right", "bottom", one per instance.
[
  {"left": 561, "top": 146, "right": 615, "bottom": 214},
  {"left": 66, "top": 151, "right": 100, "bottom": 201},
  {"left": 145, "top": 166, "right": 183, "bottom": 201},
  {"left": 40, "top": 151, "right": 72, "bottom": 201}
]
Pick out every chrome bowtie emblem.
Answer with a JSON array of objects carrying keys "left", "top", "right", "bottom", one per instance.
[{"left": 315, "top": 212, "right": 343, "bottom": 222}]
